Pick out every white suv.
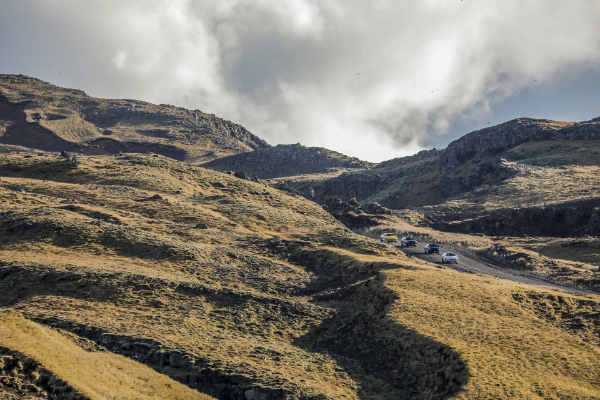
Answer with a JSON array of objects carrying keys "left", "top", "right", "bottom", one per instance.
[{"left": 442, "top": 252, "right": 458, "bottom": 263}]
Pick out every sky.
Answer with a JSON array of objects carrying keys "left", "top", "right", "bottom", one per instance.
[{"left": 1, "top": 1, "right": 600, "bottom": 162}]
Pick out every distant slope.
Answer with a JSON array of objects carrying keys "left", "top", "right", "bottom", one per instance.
[
  {"left": 280, "top": 117, "right": 600, "bottom": 236},
  {"left": 0, "top": 74, "right": 270, "bottom": 163},
  {"left": 201, "top": 143, "right": 374, "bottom": 178}
]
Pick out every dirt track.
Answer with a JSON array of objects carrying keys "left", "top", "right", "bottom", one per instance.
[{"left": 393, "top": 242, "right": 597, "bottom": 296}]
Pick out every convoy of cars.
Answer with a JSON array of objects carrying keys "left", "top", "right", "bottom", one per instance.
[{"left": 380, "top": 234, "right": 458, "bottom": 264}]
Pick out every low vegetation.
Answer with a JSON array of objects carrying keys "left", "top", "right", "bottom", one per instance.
[
  {"left": 1, "top": 148, "right": 599, "bottom": 399},
  {"left": 0, "top": 311, "right": 215, "bottom": 400}
]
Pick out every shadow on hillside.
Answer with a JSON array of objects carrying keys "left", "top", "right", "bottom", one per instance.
[
  {"left": 0, "top": 95, "right": 77, "bottom": 152},
  {"left": 291, "top": 250, "right": 469, "bottom": 400}
]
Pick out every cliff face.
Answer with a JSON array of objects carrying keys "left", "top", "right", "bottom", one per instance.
[
  {"left": 201, "top": 143, "right": 374, "bottom": 178},
  {"left": 0, "top": 74, "right": 270, "bottom": 163}
]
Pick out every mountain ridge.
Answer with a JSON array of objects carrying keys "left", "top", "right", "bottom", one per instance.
[
  {"left": 279, "top": 116, "right": 600, "bottom": 207},
  {"left": 0, "top": 74, "right": 270, "bottom": 163}
]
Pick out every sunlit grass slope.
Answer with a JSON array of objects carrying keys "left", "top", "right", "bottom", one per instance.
[
  {"left": 1, "top": 149, "right": 600, "bottom": 399},
  {"left": 0, "top": 311, "right": 214, "bottom": 400},
  {"left": 383, "top": 266, "right": 600, "bottom": 399}
]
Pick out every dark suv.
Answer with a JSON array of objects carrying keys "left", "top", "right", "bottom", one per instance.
[
  {"left": 400, "top": 237, "right": 417, "bottom": 247},
  {"left": 424, "top": 243, "right": 440, "bottom": 254}
]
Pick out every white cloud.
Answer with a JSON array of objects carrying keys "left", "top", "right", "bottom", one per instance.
[{"left": 2, "top": 0, "right": 600, "bottom": 161}]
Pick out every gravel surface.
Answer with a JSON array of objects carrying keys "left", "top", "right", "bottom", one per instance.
[{"left": 394, "top": 243, "right": 597, "bottom": 296}]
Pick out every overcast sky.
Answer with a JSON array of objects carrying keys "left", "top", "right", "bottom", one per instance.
[{"left": 2, "top": 1, "right": 600, "bottom": 162}]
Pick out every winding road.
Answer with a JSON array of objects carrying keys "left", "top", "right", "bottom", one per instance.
[{"left": 393, "top": 242, "right": 598, "bottom": 296}]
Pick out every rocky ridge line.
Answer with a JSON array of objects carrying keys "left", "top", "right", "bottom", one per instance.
[
  {"left": 0, "top": 74, "right": 270, "bottom": 163},
  {"left": 202, "top": 143, "right": 374, "bottom": 179}
]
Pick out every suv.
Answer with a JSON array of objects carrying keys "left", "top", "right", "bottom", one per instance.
[
  {"left": 442, "top": 252, "right": 458, "bottom": 263},
  {"left": 380, "top": 233, "right": 398, "bottom": 243},
  {"left": 424, "top": 243, "right": 440, "bottom": 254},
  {"left": 400, "top": 237, "right": 417, "bottom": 247}
]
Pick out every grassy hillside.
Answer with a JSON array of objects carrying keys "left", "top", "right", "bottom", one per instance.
[
  {"left": 0, "top": 311, "right": 214, "bottom": 400},
  {"left": 1, "top": 147, "right": 600, "bottom": 399},
  {"left": 0, "top": 74, "right": 269, "bottom": 164},
  {"left": 423, "top": 139, "right": 600, "bottom": 219},
  {"left": 277, "top": 119, "right": 600, "bottom": 241}
]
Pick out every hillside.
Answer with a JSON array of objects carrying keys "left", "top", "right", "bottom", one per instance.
[
  {"left": 0, "top": 311, "right": 215, "bottom": 400},
  {"left": 0, "top": 74, "right": 270, "bottom": 164},
  {"left": 277, "top": 117, "right": 600, "bottom": 237},
  {"left": 2, "top": 146, "right": 600, "bottom": 399},
  {"left": 201, "top": 143, "right": 374, "bottom": 178}
]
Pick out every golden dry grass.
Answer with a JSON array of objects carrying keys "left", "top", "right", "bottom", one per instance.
[
  {"left": 1, "top": 150, "right": 600, "bottom": 399},
  {"left": 383, "top": 266, "right": 600, "bottom": 399},
  {"left": 0, "top": 311, "right": 215, "bottom": 400}
]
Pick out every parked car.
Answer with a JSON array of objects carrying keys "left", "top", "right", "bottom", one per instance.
[
  {"left": 442, "top": 252, "right": 458, "bottom": 263},
  {"left": 424, "top": 243, "right": 440, "bottom": 254},
  {"left": 400, "top": 237, "right": 417, "bottom": 247},
  {"left": 380, "top": 233, "right": 398, "bottom": 243}
]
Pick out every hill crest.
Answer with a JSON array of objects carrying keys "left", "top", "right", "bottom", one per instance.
[
  {"left": 0, "top": 74, "right": 270, "bottom": 163},
  {"left": 201, "top": 143, "right": 374, "bottom": 178}
]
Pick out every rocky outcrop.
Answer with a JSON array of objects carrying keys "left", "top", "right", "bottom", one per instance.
[
  {"left": 442, "top": 118, "right": 600, "bottom": 166},
  {"left": 321, "top": 198, "right": 390, "bottom": 228},
  {"left": 202, "top": 144, "right": 373, "bottom": 178},
  {"left": 0, "top": 74, "right": 270, "bottom": 163},
  {"left": 291, "top": 117, "right": 600, "bottom": 211},
  {"left": 435, "top": 198, "right": 600, "bottom": 237}
]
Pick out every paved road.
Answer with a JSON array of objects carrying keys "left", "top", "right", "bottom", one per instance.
[{"left": 393, "top": 242, "right": 597, "bottom": 296}]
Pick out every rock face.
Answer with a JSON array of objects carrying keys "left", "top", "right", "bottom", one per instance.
[
  {"left": 435, "top": 199, "right": 600, "bottom": 238},
  {"left": 321, "top": 198, "right": 391, "bottom": 228},
  {"left": 202, "top": 144, "right": 373, "bottom": 178},
  {"left": 0, "top": 74, "right": 270, "bottom": 163}
]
